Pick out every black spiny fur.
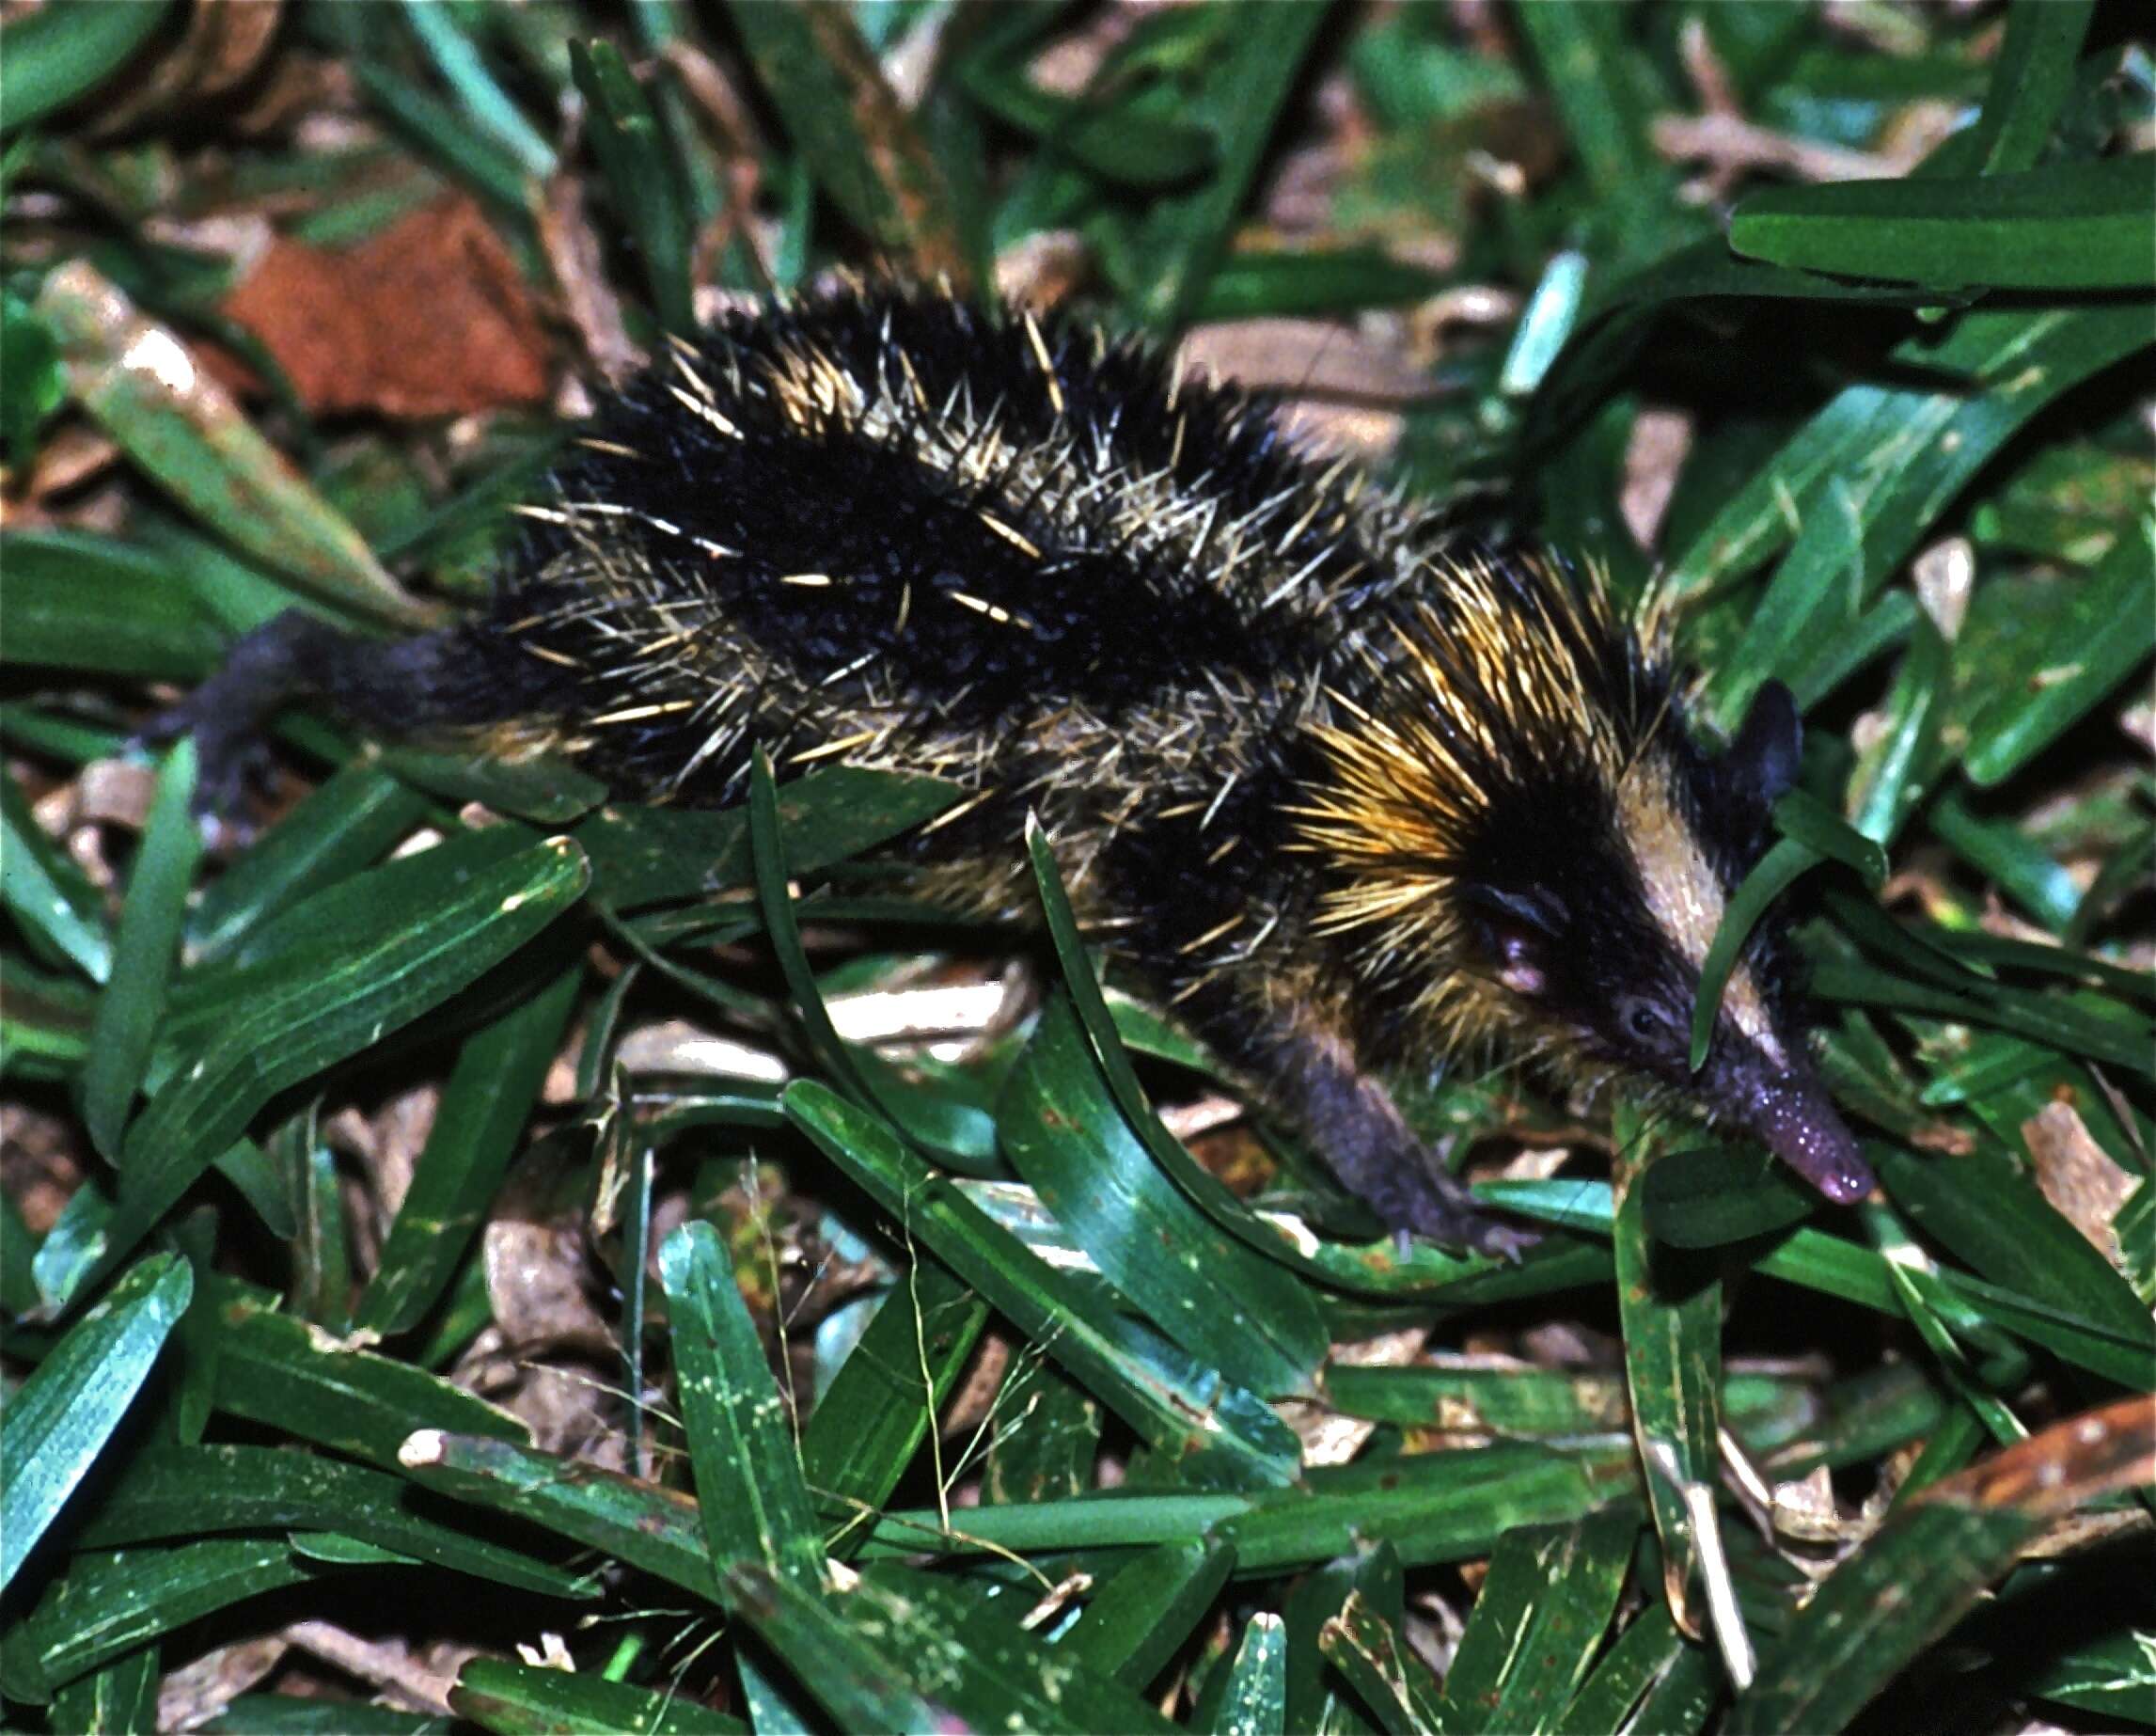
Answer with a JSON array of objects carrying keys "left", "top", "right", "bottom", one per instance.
[{"left": 163, "top": 283, "right": 1873, "bottom": 1255}]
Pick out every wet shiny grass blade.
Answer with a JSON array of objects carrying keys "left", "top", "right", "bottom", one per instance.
[
  {"left": 850, "top": 1444, "right": 1622, "bottom": 1574},
  {"left": 45, "top": 1646, "right": 159, "bottom": 1736},
  {"left": 984, "top": 1357, "right": 1100, "bottom": 1506},
  {"left": 659, "top": 1221, "right": 824, "bottom": 1586},
  {"left": 2024, "top": 1627, "right": 2156, "bottom": 1727},
  {"left": 848, "top": 1565, "right": 1185, "bottom": 1736},
  {"left": 1323, "top": 1358, "right": 1636, "bottom": 1437},
  {"left": 1283, "top": 1548, "right": 1402, "bottom": 1735},
  {"left": 784, "top": 1081, "right": 1302, "bottom": 1490},
  {"left": 192, "top": 1694, "right": 449, "bottom": 1734},
  {"left": 1222, "top": 1446, "right": 1627, "bottom": 1575},
  {"left": 0, "top": 1253, "right": 191, "bottom": 1595},
  {"left": 1023, "top": 816, "right": 1349, "bottom": 1286},
  {"left": 748, "top": 751, "right": 983, "bottom": 1160},
  {"left": 1553, "top": 1602, "right": 1718, "bottom": 1735},
  {"left": 1496, "top": 1172, "right": 2149, "bottom": 1385},
  {"left": 377, "top": 744, "right": 607, "bottom": 825},
  {"left": 999, "top": 990, "right": 1326, "bottom": 1398},
  {"left": 716, "top": 1563, "right": 965, "bottom": 1733},
  {"left": 1690, "top": 836, "right": 1817, "bottom": 1070},
  {"left": 1726, "top": 1500, "right": 2038, "bottom": 1732},
  {"left": 1874, "top": 1145, "right": 2154, "bottom": 1350},
  {"left": 1692, "top": 303, "right": 2152, "bottom": 728},
  {"left": 577, "top": 764, "right": 958, "bottom": 910}
]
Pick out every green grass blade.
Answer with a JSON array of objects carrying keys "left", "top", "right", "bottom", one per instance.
[
  {"left": 46, "top": 1646, "right": 159, "bottom": 1736},
  {"left": 724, "top": 0, "right": 972, "bottom": 286},
  {"left": 575, "top": 764, "right": 958, "bottom": 910},
  {"left": 0, "top": 530, "right": 225, "bottom": 679},
  {"left": 1513, "top": 0, "right": 1661, "bottom": 201},
  {"left": 400, "top": 0, "right": 556, "bottom": 181},
  {"left": 73, "top": 1442, "right": 593, "bottom": 1601},
  {"left": 1732, "top": 156, "right": 2156, "bottom": 291},
  {"left": 1023, "top": 815, "right": 1365, "bottom": 1286},
  {"left": 1691, "top": 836, "right": 1818, "bottom": 1070},
  {"left": 783, "top": 1081, "right": 1302, "bottom": 1489},
  {"left": 0, "top": 1253, "right": 191, "bottom": 1595},
  {"left": 208, "top": 1277, "right": 529, "bottom": 1467},
  {"left": 2, "top": 1539, "right": 338, "bottom": 1703},
  {"left": 0, "top": 0, "right": 177, "bottom": 137},
  {"left": 569, "top": 38, "right": 695, "bottom": 334},
  {"left": 451, "top": 1658, "right": 745, "bottom": 1735},
  {"left": 999, "top": 990, "right": 1326, "bottom": 1397},
  {"left": 1728, "top": 1498, "right": 2037, "bottom": 1732},
  {"left": 1875, "top": 1145, "right": 2154, "bottom": 1350},
  {"left": 1943, "top": 0, "right": 2096, "bottom": 176},
  {"left": 1123, "top": 1, "right": 1330, "bottom": 328},
  {"left": 1317, "top": 1589, "right": 1443, "bottom": 1733},
  {"left": 401, "top": 1430, "right": 718, "bottom": 1601},
  {"left": 1614, "top": 1171, "right": 1723, "bottom": 1648},
  {"left": 185, "top": 765, "right": 433, "bottom": 959},
  {"left": 1434, "top": 1504, "right": 1642, "bottom": 1731},
  {"left": 798, "top": 1260, "right": 986, "bottom": 1552},
  {"left": 81, "top": 741, "right": 200, "bottom": 1160},
  {"left": 354, "top": 963, "right": 582, "bottom": 1336},
  {"left": 1554, "top": 1602, "right": 1716, "bottom": 1735},
  {"left": 658, "top": 1220, "right": 824, "bottom": 1586},
  {"left": 1200, "top": 1612, "right": 1287, "bottom": 1736},
  {"left": 2, "top": 766, "right": 113, "bottom": 983},
  {"left": 853, "top": 1565, "right": 1186, "bottom": 1736},
  {"left": 716, "top": 1564, "right": 965, "bottom": 1732},
  {"left": 1961, "top": 515, "right": 2156, "bottom": 785},
  {"left": 1061, "top": 1537, "right": 1238, "bottom": 1688},
  {"left": 33, "top": 262, "right": 433, "bottom": 630},
  {"left": 80, "top": 837, "right": 588, "bottom": 1303}
]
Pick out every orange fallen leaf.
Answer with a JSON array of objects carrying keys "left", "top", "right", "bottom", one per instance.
[{"left": 223, "top": 193, "right": 551, "bottom": 419}]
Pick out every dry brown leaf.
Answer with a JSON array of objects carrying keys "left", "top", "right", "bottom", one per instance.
[
  {"left": 2022, "top": 1098, "right": 2137, "bottom": 1259},
  {"left": 222, "top": 195, "right": 550, "bottom": 418}
]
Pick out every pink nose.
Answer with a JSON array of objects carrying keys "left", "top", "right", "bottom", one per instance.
[{"left": 1751, "top": 1075, "right": 1873, "bottom": 1203}]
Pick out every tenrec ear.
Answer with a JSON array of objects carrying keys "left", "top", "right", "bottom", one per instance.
[
  {"left": 1462, "top": 885, "right": 1565, "bottom": 997},
  {"left": 1726, "top": 679, "right": 1802, "bottom": 810}
]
